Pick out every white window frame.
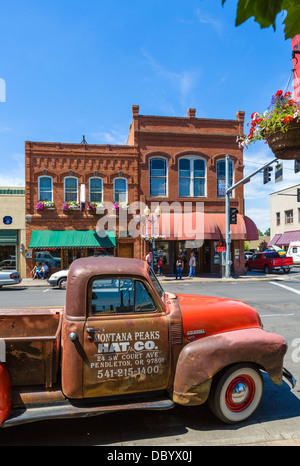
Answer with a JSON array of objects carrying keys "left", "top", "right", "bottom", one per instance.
[
  {"left": 149, "top": 157, "right": 168, "bottom": 197},
  {"left": 89, "top": 177, "right": 103, "bottom": 203},
  {"left": 38, "top": 176, "right": 53, "bottom": 202},
  {"left": 178, "top": 156, "right": 206, "bottom": 198},
  {"left": 113, "top": 177, "right": 128, "bottom": 203},
  {"left": 64, "top": 176, "right": 78, "bottom": 203}
]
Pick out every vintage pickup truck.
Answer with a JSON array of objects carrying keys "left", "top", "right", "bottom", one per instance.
[{"left": 0, "top": 257, "right": 295, "bottom": 427}]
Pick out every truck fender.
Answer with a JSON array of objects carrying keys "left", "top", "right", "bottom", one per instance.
[
  {"left": 173, "top": 328, "right": 287, "bottom": 406},
  {"left": 0, "top": 362, "right": 11, "bottom": 425}
]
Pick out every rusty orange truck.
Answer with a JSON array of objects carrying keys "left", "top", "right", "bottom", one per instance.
[{"left": 0, "top": 257, "right": 295, "bottom": 426}]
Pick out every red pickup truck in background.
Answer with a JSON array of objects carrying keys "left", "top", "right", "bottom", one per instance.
[{"left": 246, "top": 251, "right": 293, "bottom": 274}]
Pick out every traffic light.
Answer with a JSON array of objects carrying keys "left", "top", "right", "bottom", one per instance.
[
  {"left": 275, "top": 163, "right": 283, "bottom": 183},
  {"left": 230, "top": 207, "right": 238, "bottom": 224},
  {"left": 297, "top": 188, "right": 300, "bottom": 202},
  {"left": 263, "top": 166, "right": 273, "bottom": 184}
]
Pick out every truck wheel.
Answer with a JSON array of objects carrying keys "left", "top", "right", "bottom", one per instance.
[
  {"left": 208, "top": 364, "right": 263, "bottom": 424},
  {"left": 264, "top": 265, "right": 271, "bottom": 274},
  {"left": 58, "top": 277, "right": 67, "bottom": 289},
  {"left": 283, "top": 268, "right": 290, "bottom": 273}
]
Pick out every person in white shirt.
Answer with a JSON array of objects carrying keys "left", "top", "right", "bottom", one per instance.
[
  {"left": 39, "top": 262, "right": 49, "bottom": 279},
  {"left": 188, "top": 253, "right": 196, "bottom": 277}
]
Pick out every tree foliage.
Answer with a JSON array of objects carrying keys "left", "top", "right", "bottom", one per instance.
[{"left": 222, "top": 0, "right": 300, "bottom": 40}]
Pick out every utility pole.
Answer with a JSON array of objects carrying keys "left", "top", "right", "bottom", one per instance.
[{"left": 224, "top": 155, "right": 277, "bottom": 278}]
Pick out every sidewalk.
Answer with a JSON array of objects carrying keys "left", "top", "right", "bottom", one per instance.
[{"left": 16, "top": 270, "right": 295, "bottom": 288}]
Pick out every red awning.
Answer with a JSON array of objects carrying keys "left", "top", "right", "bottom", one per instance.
[
  {"left": 278, "top": 230, "right": 300, "bottom": 246},
  {"left": 152, "top": 211, "right": 220, "bottom": 240},
  {"left": 207, "top": 213, "right": 258, "bottom": 241},
  {"left": 267, "top": 234, "right": 282, "bottom": 247},
  {"left": 146, "top": 212, "right": 258, "bottom": 242}
]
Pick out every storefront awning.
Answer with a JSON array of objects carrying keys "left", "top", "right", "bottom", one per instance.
[
  {"left": 277, "top": 230, "right": 300, "bottom": 246},
  {"left": 267, "top": 234, "right": 282, "bottom": 247},
  {"left": 150, "top": 212, "right": 258, "bottom": 241},
  {"left": 29, "top": 230, "right": 116, "bottom": 249},
  {"left": 0, "top": 230, "right": 18, "bottom": 245},
  {"left": 206, "top": 214, "right": 258, "bottom": 241},
  {"left": 152, "top": 212, "right": 220, "bottom": 241}
]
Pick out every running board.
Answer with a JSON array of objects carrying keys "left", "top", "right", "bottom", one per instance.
[{"left": 2, "top": 396, "right": 175, "bottom": 428}]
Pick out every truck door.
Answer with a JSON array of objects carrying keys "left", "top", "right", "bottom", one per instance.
[{"left": 82, "top": 277, "right": 170, "bottom": 398}]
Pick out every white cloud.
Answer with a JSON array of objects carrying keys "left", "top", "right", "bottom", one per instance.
[
  {"left": 140, "top": 48, "right": 200, "bottom": 105},
  {"left": 0, "top": 152, "right": 24, "bottom": 187},
  {"left": 89, "top": 129, "right": 128, "bottom": 145},
  {"left": 194, "top": 8, "right": 223, "bottom": 37}
]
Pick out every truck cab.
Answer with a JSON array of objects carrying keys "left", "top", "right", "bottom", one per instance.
[{"left": 0, "top": 257, "right": 295, "bottom": 427}]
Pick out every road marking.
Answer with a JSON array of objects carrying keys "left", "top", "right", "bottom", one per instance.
[
  {"left": 270, "top": 281, "right": 300, "bottom": 296},
  {"left": 261, "top": 313, "right": 294, "bottom": 317},
  {"left": 43, "top": 288, "right": 50, "bottom": 293}
]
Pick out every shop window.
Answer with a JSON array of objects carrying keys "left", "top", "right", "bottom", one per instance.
[
  {"left": 89, "top": 177, "right": 103, "bottom": 202},
  {"left": 153, "top": 241, "right": 169, "bottom": 265},
  {"left": 64, "top": 177, "right": 78, "bottom": 202},
  {"left": 285, "top": 210, "right": 293, "bottom": 224},
  {"left": 38, "top": 176, "right": 53, "bottom": 202},
  {"left": 114, "top": 178, "right": 127, "bottom": 203},
  {"left": 276, "top": 212, "right": 281, "bottom": 225},
  {"left": 149, "top": 157, "right": 167, "bottom": 197},
  {"left": 179, "top": 157, "right": 206, "bottom": 197},
  {"left": 217, "top": 159, "right": 234, "bottom": 197}
]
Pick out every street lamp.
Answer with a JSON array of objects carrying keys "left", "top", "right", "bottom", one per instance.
[{"left": 143, "top": 205, "right": 161, "bottom": 268}]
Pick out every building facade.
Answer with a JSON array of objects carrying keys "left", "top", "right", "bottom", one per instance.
[
  {"left": 0, "top": 187, "right": 26, "bottom": 277},
  {"left": 25, "top": 106, "right": 258, "bottom": 277},
  {"left": 268, "top": 184, "right": 300, "bottom": 249}
]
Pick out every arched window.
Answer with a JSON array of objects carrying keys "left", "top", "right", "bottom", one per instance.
[
  {"left": 216, "top": 159, "right": 234, "bottom": 197},
  {"left": 114, "top": 178, "right": 127, "bottom": 203},
  {"left": 38, "top": 176, "right": 53, "bottom": 202},
  {"left": 89, "top": 177, "right": 103, "bottom": 202},
  {"left": 179, "top": 157, "right": 206, "bottom": 197},
  {"left": 64, "top": 177, "right": 78, "bottom": 202},
  {"left": 149, "top": 157, "right": 167, "bottom": 197}
]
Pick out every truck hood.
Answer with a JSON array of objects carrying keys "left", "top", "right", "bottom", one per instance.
[{"left": 175, "top": 293, "right": 262, "bottom": 341}]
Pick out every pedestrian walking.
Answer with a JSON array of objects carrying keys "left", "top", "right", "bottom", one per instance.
[
  {"left": 158, "top": 257, "right": 163, "bottom": 275},
  {"left": 188, "top": 253, "right": 196, "bottom": 277},
  {"left": 146, "top": 251, "right": 152, "bottom": 267},
  {"left": 176, "top": 256, "right": 183, "bottom": 280}
]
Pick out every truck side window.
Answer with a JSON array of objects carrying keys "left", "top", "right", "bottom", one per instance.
[{"left": 90, "top": 278, "right": 156, "bottom": 315}]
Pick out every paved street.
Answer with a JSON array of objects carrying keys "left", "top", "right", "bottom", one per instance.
[{"left": 0, "top": 270, "right": 299, "bottom": 446}]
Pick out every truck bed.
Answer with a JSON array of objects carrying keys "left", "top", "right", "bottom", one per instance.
[{"left": 0, "top": 308, "right": 63, "bottom": 387}]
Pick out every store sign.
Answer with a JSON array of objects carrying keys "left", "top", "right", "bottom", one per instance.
[{"left": 3, "top": 216, "right": 12, "bottom": 225}]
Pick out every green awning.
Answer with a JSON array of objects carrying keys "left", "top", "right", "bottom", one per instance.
[
  {"left": 0, "top": 230, "right": 18, "bottom": 245},
  {"left": 29, "top": 230, "right": 116, "bottom": 249}
]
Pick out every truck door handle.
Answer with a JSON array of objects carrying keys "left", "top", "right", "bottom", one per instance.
[{"left": 86, "top": 327, "right": 105, "bottom": 332}]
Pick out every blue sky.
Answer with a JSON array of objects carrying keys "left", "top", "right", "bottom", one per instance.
[{"left": 0, "top": 0, "right": 299, "bottom": 233}]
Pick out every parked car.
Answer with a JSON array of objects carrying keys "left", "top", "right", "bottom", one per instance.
[
  {"left": 245, "top": 251, "right": 293, "bottom": 274},
  {"left": 0, "top": 270, "right": 22, "bottom": 288},
  {"left": 0, "top": 259, "right": 16, "bottom": 270},
  {"left": 35, "top": 251, "right": 61, "bottom": 268},
  {"left": 48, "top": 269, "right": 68, "bottom": 289}
]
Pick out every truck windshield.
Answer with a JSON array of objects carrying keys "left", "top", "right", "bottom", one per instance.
[{"left": 148, "top": 268, "right": 165, "bottom": 302}]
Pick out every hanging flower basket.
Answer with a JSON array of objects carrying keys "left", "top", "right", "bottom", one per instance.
[
  {"left": 238, "top": 90, "right": 300, "bottom": 160},
  {"left": 266, "top": 119, "right": 300, "bottom": 160}
]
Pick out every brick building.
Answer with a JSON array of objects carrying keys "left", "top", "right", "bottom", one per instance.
[{"left": 25, "top": 106, "right": 258, "bottom": 277}]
